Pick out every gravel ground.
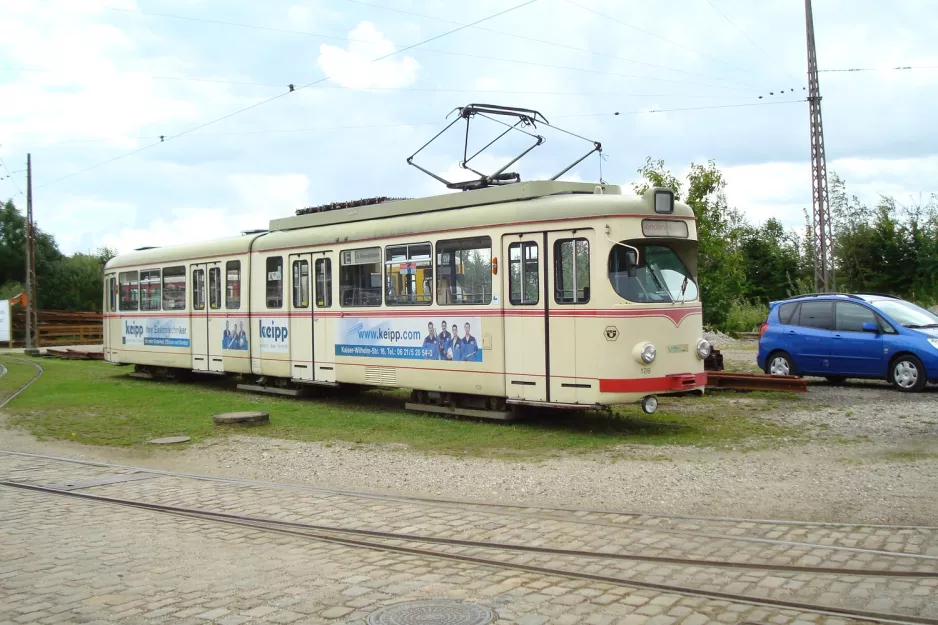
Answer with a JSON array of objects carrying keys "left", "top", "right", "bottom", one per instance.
[
  {"left": 2, "top": 344, "right": 936, "bottom": 525},
  {"left": 2, "top": 429, "right": 935, "bottom": 525},
  {"left": 720, "top": 348, "right": 938, "bottom": 442}
]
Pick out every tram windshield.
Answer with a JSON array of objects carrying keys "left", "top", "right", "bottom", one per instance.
[{"left": 608, "top": 241, "right": 698, "bottom": 303}]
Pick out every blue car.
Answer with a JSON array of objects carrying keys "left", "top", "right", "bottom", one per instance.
[{"left": 758, "top": 293, "right": 938, "bottom": 392}]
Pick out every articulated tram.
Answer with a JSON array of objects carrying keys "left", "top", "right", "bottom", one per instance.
[{"left": 103, "top": 181, "right": 710, "bottom": 417}]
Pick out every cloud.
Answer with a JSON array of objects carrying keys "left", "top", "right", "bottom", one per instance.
[
  {"left": 317, "top": 22, "right": 420, "bottom": 89},
  {"left": 227, "top": 172, "right": 311, "bottom": 221},
  {"left": 0, "top": 0, "right": 935, "bottom": 262}
]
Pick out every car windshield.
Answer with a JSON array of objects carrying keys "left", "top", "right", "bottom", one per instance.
[
  {"left": 608, "top": 242, "right": 698, "bottom": 303},
  {"left": 873, "top": 300, "right": 938, "bottom": 327}
]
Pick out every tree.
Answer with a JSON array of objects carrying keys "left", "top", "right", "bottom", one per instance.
[
  {"left": 39, "top": 254, "right": 107, "bottom": 311},
  {"left": 0, "top": 200, "right": 62, "bottom": 290},
  {"left": 738, "top": 218, "right": 805, "bottom": 303},
  {"left": 0, "top": 200, "right": 113, "bottom": 311},
  {"left": 631, "top": 157, "right": 682, "bottom": 197},
  {"left": 634, "top": 158, "right": 747, "bottom": 327}
]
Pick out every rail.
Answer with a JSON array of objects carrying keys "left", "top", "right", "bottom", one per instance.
[
  {"left": 3, "top": 479, "right": 936, "bottom": 625},
  {"left": 707, "top": 372, "right": 808, "bottom": 393}
]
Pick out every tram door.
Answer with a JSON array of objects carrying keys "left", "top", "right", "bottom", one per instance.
[
  {"left": 502, "top": 233, "right": 549, "bottom": 402},
  {"left": 289, "top": 253, "right": 314, "bottom": 381},
  {"left": 288, "top": 251, "right": 335, "bottom": 383},
  {"left": 313, "top": 252, "right": 335, "bottom": 383},
  {"left": 190, "top": 263, "right": 210, "bottom": 371},
  {"left": 103, "top": 272, "right": 116, "bottom": 361},
  {"left": 547, "top": 230, "right": 592, "bottom": 404}
]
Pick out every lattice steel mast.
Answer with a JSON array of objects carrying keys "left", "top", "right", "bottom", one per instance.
[{"left": 805, "top": 0, "right": 835, "bottom": 291}]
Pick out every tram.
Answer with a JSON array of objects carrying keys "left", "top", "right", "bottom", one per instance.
[{"left": 102, "top": 105, "right": 709, "bottom": 417}]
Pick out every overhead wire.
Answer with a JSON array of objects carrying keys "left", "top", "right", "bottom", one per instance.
[
  {"left": 334, "top": 0, "right": 765, "bottom": 90},
  {"left": 0, "top": 154, "right": 24, "bottom": 196},
  {"left": 40, "top": 0, "right": 541, "bottom": 188},
  {"left": 0, "top": 68, "right": 761, "bottom": 98},
  {"left": 553, "top": 99, "right": 806, "bottom": 117},
  {"left": 819, "top": 65, "right": 938, "bottom": 73},
  {"left": 703, "top": 0, "right": 804, "bottom": 86},
  {"left": 18, "top": 100, "right": 808, "bottom": 149},
  {"left": 106, "top": 8, "right": 759, "bottom": 94},
  {"left": 560, "top": 0, "right": 763, "bottom": 79},
  {"left": 112, "top": 5, "right": 758, "bottom": 91}
]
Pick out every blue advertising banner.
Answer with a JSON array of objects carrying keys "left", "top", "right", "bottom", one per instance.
[
  {"left": 336, "top": 317, "right": 482, "bottom": 362},
  {"left": 122, "top": 318, "right": 190, "bottom": 348}
]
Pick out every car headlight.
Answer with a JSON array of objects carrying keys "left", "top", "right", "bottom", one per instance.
[
  {"left": 696, "top": 339, "right": 712, "bottom": 360},
  {"left": 929, "top": 338, "right": 938, "bottom": 351},
  {"left": 641, "top": 343, "right": 657, "bottom": 363}
]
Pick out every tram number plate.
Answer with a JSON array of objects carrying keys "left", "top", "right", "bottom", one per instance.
[{"left": 640, "top": 367, "right": 652, "bottom": 375}]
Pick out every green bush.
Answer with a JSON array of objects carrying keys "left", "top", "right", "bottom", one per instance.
[{"left": 721, "top": 299, "right": 769, "bottom": 336}]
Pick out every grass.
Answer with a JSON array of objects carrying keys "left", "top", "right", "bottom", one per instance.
[{"left": 0, "top": 356, "right": 804, "bottom": 458}]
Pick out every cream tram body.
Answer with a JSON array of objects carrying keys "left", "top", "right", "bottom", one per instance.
[{"left": 103, "top": 182, "right": 708, "bottom": 409}]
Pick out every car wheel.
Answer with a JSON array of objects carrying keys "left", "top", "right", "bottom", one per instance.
[
  {"left": 765, "top": 351, "right": 795, "bottom": 376},
  {"left": 825, "top": 376, "right": 847, "bottom": 385},
  {"left": 890, "top": 354, "right": 927, "bottom": 393}
]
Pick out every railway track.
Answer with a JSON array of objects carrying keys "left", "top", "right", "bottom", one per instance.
[
  {"left": 0, "top": 356, "right": 43, "bottom": 410},
  {"left": 2, "top": 359, "right": 938, "bottom": 623},
  {"left": 3, "top": 448, "right": 937, "bottom": 564},
  {"left": 2, "top": 480, "right": 936, "bottom": 625}
]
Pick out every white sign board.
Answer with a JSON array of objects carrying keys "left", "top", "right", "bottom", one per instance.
[{"left": 0, "top": 301, "right": 10, "bottom": 343}]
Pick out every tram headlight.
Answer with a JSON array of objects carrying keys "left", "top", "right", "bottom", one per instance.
[
  {"left": 696, "top": 339, "right": 712, "bottom": 360},
  {"left": 640, "top": 343, "right": 657, "bottom": 364}
]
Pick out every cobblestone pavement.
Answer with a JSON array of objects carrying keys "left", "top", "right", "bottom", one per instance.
[{"left": 2, "top": 452, "right": 937, "bottom": 625}]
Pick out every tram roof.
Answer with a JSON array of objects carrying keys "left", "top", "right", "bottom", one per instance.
[
  {"left": 106, "top": 182, "right": 694, "bottom": 270},
  {"left": 271, "top": 181, "right": 623, "bottom": 231}
]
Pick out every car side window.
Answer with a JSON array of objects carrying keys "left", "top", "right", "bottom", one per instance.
[
  {"left": 798, "top": 301, "right": 833, "bottom": 330},
  {"left": 835, "top": 302, "right": 876, "bottom": 332},
  {"left": 778, "top": 302, "right": 799, "bottom": 324}
]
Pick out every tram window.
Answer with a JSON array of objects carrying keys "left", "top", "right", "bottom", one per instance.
[
  {"left": 209, "top": 267, "right": 222, "bottom": 310},
  {"left": 192, "top": 268, "right": 205, "bottom": 311},
  {"left": 609, "top": 242, "right": 698, "bottom": 303},
  {"left": 436, "top": 237, "right": 492, "bottom": 305},
  {"left": 385, "top": 243, "right": 432, "bottom": 306},
  {"left": 554, "top": 239, "right": 590, "bottom": 304},
  {"left": 225, "top": 261, "right": 241, "bottom": 310},
  {"left": 508, "top": 241, "right": 539, "bottom": 305},
  {"left": 118, "top": 271, "right": 139, "bottom": 311},
  {"left": 292, "top": 259, "right": 310, "bottom": 308},
  {"left": 139, "top": 269, "right": 161, "bottom": 311},
  {"left": 315, "top": 258, "right": 332, "bottom": 308},
  {"left": 108, "top": 277, "right": 117, "bottom": 312},
  {"left": 266, "top": 256, "right": 283, "bottom": 308},
  {"left": 162, "top": 266, "right": 186, "bottom": 310},
  {"left": 339, "top": 247, "right": 381, "bottom": 307}
]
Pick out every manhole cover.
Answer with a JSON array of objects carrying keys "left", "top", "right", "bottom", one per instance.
[
  {"left": 148, "top": 436, "right": 191, "bottom": 445},
  {"left": 367, "top": 600, "right": 494, "bottom": 625}
]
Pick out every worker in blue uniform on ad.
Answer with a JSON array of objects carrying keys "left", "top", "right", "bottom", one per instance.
[
  {"left": 422, "top": 322, "right": 440, "bottom": 359},
  {"left": 461, "top": 322, "right": 480, "bottom": 361},
  {"left": 438, "top": 319, "right": 452, "bottom": 360},
  {"left": 450, "top": 323, "right": 464, "bottom": 361}
]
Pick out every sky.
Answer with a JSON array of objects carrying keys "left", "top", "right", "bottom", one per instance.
[{"left": 1, "top": 0, "right": 936, "bottom": 255}]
